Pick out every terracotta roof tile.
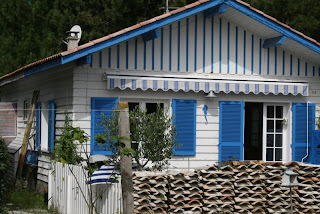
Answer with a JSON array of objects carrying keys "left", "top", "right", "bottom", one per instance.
[
  {"left": 111, "top": 29, "right": 128, "bottom": 38},
  {"left": 139, "top": 18, "right": 157, "bottom": 27},
  {"left": 123, "top": 24, "right": 142, "bottom": 32},
  {"left": 155, "top": 12, "right": 172, "bottom": 20},
  {"left": 185, "top": 1, "right": 201, "bottom": 9},
  {"left": 92, "top": 35, "right": 111, "bottom": 44},
  {"left": 0, "top": 53, "right": 62, "bottom": 80},
  {"left": 61, "top": 48, "right": 78, "bottom": 56},
  {"left": 76, "top": 41, "right": 95, "bottom": 51},
  {"left": 169, "top": 7, "right": 187, "bottom": 15}
]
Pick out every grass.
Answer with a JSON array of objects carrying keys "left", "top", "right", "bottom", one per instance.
[{"left": 4, "top": 189, "right": 58, "bottom": 214}]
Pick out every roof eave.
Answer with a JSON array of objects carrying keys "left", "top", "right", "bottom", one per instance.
[{"left": 227, "top": 0, "right": 320, "bottom": 54}]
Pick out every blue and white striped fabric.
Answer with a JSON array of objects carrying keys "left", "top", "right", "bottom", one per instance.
[
  {"left": 88, "top": 164, "right": 120, "bottom": 185},
  {"left": 107, "top": 75, "right": 309, "bottom": 96}
]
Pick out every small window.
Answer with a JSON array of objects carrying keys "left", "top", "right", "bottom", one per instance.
[
  {"left": 126, "top": 100, "right": 169, "bottom": 151},
  {"left": 146, "top": 103, "right": 164, "bottom": 114},
  {"left": 23, "top": 100, "right": 29, "bottom": 120},
  {"left": 125, "top": 99, "right": 168, "bottom": 113},
  {"left": 128, "top": 102, "right": 139, "bottom": 111},
  {"left": 0, "top": 102, "right": 17, "bottom": 137}
]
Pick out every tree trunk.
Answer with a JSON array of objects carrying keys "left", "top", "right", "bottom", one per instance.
[{"left": 118, "top": 102, "right": 134, "bottom": 214}]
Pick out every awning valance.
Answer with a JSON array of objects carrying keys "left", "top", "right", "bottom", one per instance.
[{"left": 107, "top": 75, "right": 309, "bottom": 96}]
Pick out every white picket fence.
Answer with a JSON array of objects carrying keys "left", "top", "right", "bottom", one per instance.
[{"left": 48, "top": 162, "right": 122, "bottom": 214}]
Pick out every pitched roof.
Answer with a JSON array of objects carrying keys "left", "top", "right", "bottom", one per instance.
[{"left": 1, "top": 0, "right": 319, "bottom": 84}]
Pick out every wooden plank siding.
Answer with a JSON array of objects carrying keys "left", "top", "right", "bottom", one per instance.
[
  {"left": 0, "top": 64, "right": 74, "bottom": 182},
  {"left": 89, "top": 13, "right": 319, "bottom": 78}
]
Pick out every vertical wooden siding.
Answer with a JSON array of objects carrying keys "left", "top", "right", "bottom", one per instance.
[{"left": 90, "top": 13, "right": 319, "bottom": 78}]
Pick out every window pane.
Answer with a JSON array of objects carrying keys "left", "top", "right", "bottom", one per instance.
[
  {"left": 128, "top": 102, "right": 139, "bottom": 111},
  {"left": 275, "top": 134, "right": 282, "bottom": 147},
  {"left": 276, "top": 120, "right": 283, "bottom": 133},
  {"left": 267, "top": 106, "right": 274, "bottom": 118},
  {"left": 146, "top": 103, "right": 164, "bottom": 114},
  {"left": 267, "top": 134, "right": 274, "bottom": 147},
  {"left": 276, "top": 106, "right": 283, "bottom": 118},
  {"left": 266, "top": 148, "right": 273, "bottom": 161},
  {"left": 267, "top": 120, "right": 274, "bottom": 132},
  {"left": 275, "top": 148, "right": 282, "bottom": 161}
]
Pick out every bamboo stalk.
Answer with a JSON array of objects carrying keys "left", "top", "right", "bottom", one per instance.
[{"left": 16, "top": 90, "right": 39, "bottom": 180}]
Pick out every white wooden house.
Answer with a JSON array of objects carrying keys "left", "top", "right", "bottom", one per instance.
[{"left": 1, "top": 0, "right": 320, "bottom": 187}]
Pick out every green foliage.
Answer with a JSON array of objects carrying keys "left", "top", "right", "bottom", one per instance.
[
  {"left": 0, "top": 137, "right": 10, "bottom": 213},
  {"left": 6, "top": 189, "right": 47, "bottom": 211},
  {"left": 130, "top": 105, "right": 178, "bottom": 170},
  {"left": 243, "top": 0, "right": 320, "bottom": 42},
  {"left": 53, "top": 113, "right": 88, "bottom": 164},
  {"left": 98, "top": 105, "right": 178, "bottom": 170},
  {"left": 0, "top": 0, "right": 194, "bottom": 77},
  {"left": 0, "top": 0, "right": 319, "bottom": 77}
]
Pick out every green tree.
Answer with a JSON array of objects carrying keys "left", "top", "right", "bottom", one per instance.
[
  {"left": 243, "top": 0, "right": 320, "bottom": 42},
  {"left": 0, "top": 0, "right": 193, "bottom": 77},
  {"left": 0, "top": 137, "right": 10, "bottom": 213},
  {"left": 97, "top": 105, "right": 178, "bottom": 171}
]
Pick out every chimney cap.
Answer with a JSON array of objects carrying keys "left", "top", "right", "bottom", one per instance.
[{"left": 66, "top": 25, "right": 82, "bottom": 50}]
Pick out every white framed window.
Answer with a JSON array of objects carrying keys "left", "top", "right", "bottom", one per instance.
[
  {"left": 23, "top": 99, "right": 29, "bottom": 120},
  {"left": 263, "top": 103, "right": 289, "bottom": 162},
  {"left": 41, "top": 101, "right": 49, "bottom": 151},
  {"left": 121, "top": 98, "right": 171, "bottom": 114},
  {"left": 121, "top": 98, "right": 171, "bottom": 151}
]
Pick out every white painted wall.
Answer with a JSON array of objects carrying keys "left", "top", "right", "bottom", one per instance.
[
  {"left": 72, "top": 61, "right": 320, "bottom": 170},
  {"left": 0, "top": 63, "right": 74, "bottom": 182},
  {"left": 69, "top": 11, "right": 320, "bottom": 170}
]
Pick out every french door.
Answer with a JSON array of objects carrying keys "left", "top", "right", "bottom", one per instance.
[{"left": 263, "top": 104, "right": 287, "bottom": 162}]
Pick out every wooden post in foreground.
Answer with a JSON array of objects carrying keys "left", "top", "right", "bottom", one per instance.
[
  {"left": 16, "top": 90, "right": 40, "bottom": 180},
  {"left": 118, "top": 102, "right": 134, "bottom": 214}
]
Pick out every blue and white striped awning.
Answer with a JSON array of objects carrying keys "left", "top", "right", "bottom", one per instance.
[
  {"left": 107, "top": 75, "right": 309, "bottom": 96},
  {"left": 87, "top": 165, "right": 120, "bottom": 185}
]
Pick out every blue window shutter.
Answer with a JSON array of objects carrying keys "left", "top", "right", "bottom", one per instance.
[
  {"left": 35, "top": 102, "right": 41, "bottom": 150},
  {"left": 292, "top": 103, "right": 315, "bottom": 162},
  {"left": 48, "top": 100, "right": 55, "bottom": 153},
  {"left": 172, "top": 99, "right": 196, "bottom": 156},
  {"left": 219, "top": 101, "right": 244, "bottom": 162},
  {"left": 91, "top": 97, "right": 118, "bottom": 155}
]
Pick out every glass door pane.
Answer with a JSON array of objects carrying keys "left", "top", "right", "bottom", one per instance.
[{"left": 264, "top": 105, "right": 284, "bottom": 162}]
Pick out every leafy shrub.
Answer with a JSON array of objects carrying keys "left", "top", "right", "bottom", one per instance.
[
  {"left": 97, "top": 104, "right": 178, "bottom": 171},
  {"left": 0, "top": 137, "right": 10, "bottom": 212},
  {"left": 53, "top": 113, "right": 88, "bottom": 165}
]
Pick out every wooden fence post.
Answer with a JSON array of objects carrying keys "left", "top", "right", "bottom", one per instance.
[{"left": 118, "top": 102, "right": 134, "bottom": 214}]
